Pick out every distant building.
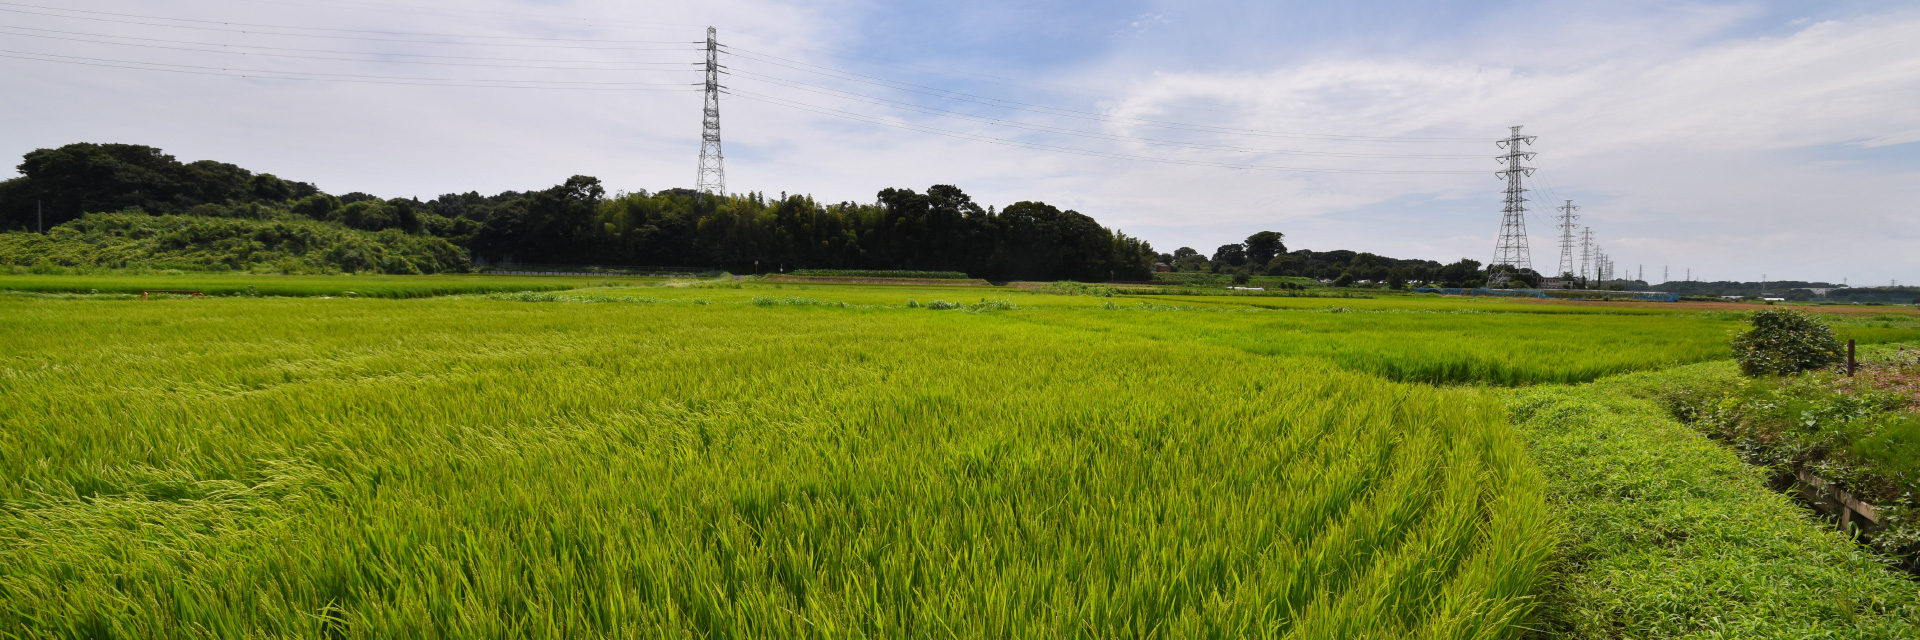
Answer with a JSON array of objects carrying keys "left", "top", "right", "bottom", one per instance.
[{"left": 1153, "top": 262, "right": 1172, "bottom": 273}]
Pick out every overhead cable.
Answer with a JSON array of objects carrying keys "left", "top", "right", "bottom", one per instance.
[
  {"left": 2, "top": 49, "right": 701, "bottom": 89},
  {"left": 726, "top": 47, "right": 1484, "bottom": 144},
  {"left": 0, "top": 26, "right": 698, "bottom": 71},
  {"left": 0, "top": 2, "right": 695, "bottom": 43},
  {"left": 730, "top": 68, "right": 1484, "bottom": 161},
  {"left": 0, "top": 7, "right": 697, "bottom": 50},
  {"left": 727, "top": 88, "right": 1485, "bottom": 175}
]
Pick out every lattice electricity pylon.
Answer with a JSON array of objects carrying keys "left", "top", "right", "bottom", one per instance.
[
  {"left": 1489, "top": 125, "right": 1537, "bottom": 287},
  {"left": 696, "top": 26, "right": 727, "bottom": 196},
  {"left": 1579, "top": 227, "right": 1595, "bottom": 285},
  {"left": 1556, "top": 200, "right": 1579, "bottom": 280}
]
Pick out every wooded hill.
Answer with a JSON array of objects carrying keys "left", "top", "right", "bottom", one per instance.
[{"left": 0, "top": 143, "right": 1155, "bottom": 280}]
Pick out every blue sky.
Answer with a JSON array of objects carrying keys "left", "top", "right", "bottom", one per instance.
[{"left": 1, "top": 0, "right": 1916, "bottom": 284}]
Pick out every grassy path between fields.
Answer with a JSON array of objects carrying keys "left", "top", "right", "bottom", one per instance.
[{"left": 1506, "top": 369, "right": 1920, "bottom": 638}]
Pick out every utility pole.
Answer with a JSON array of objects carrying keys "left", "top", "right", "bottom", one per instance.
[
  {"left": 695, "top": 26, "right": 727, "bottom": 196},
  {"left": 1490, "top": 125, "right": 1537, "bottom": 288},
  {"left": 1664, "top": 265, "right": 1668, "bottom": 284},
  {"left": 1555, "top": 199, "right": 1579, "bottom": 285},
  {"left": 36, "top": 199, "right": 43, "bottom": 233},
  {"left": 1638, "top": 264, "right": 1643, "bottom": 283}
]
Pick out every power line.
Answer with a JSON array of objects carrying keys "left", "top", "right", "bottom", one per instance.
[
  {"left": 0, "top": 6, "right": 699, "bottom": 50},
  {"left": 726, "top": 46, "right": 1485, "bottom": 144},
  {"left": 0, "top": 2, "right": 696, "bottom": 43},
  {"left": 0, "top": 49, "right": 703, "bottom": 90},
  {"left": 217, "top": 0, "right": 704, "bottom": 32},
  {"left": 728, "top": 67, "right": 1486, "bottom": 161},
  {"left": 12, "top": 3, "right": 1497, "bottom": 149},
  {"left": 726, "top": 89, "right": 1485, "bottom": 174},
  {"left": 719, "top": 31, "right": 1499, "bottom": 131},
  {"left": 0, "top": 26, "right": 701, "bottom": 71}
]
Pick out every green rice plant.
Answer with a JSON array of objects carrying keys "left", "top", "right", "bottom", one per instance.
[
  {"left": 788, "top": 269, "right": 971, "bottom": 279},
  {"left": 1011, "top": 306, "right": 1739, "bottom": 385},
  {"left": 0, "top": 294, "right": 1554, "bottom": 638},
  {"left": 748, "top": 295, "right": 846, "bottom": 307}
]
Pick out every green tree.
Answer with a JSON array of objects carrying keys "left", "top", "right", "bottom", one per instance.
[
  {"left": 1435, "top": 259, "right": 1483, "bottom": 287},
  {"left": 1244, "top": 231, "right": 1285, "bottom": 265},
  {"left": 1731, "top": 309, "right": 1845, "bottom": 376},
  {"left": 1, "top": 143, "right": 316, "bottom": 229},
  {"left": 1212, "top": 244, "right": 1247, "bottom": 268},
  {"left": 1333, "top": 272, "right": 1355, "bottom": 287}
]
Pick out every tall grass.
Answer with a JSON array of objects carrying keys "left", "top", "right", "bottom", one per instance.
[{"left": 0, "top": 296, "right": 1554, "bottom": 638}]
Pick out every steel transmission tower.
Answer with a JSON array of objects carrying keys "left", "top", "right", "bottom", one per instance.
[
  {"left": 1555, "top": 200, "right": 1579, "bottom": 282},
  {"left": 696, "top": 27, "right": 726, "bottom": 196},
  {"left": 1579, "top": 227, "right": 1595, "bottom": 286},
  {"left": 1489, "top": 126, "right": 1537, "bottom": 287}
]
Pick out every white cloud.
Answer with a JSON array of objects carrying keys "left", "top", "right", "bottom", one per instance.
[
  {"left": 1063, "top": 11, "right": 1920, "bottom": 282},
  {"left": 1, "top": 1, "right": 1915, "bottom": 283}
]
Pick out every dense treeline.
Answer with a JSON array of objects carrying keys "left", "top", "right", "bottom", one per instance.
[
  {"left": 0, "top": 143, "right": 1155, "bottom": 280},
  {"left": 1645, "top": 280, "right": 1919, "bottom": 303},
  {"left": 1163, "top": 231, "right": 1499, "bottom": 288}
]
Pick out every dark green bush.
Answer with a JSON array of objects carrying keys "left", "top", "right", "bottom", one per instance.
[{"left": 1731, "top": 309, "right": 1844, "bottom": 376}]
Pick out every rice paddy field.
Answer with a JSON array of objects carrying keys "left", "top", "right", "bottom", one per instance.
[{"left": 3, "top": 275, "right": 1918, "bottom": 638}]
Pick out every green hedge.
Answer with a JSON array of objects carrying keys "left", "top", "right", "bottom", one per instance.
[
  {"left": 0, "top": 212, "right": 469, "bottom": 274},
  {"left": 1506, "top": 375, "right": 1920, "bottom": 637}
]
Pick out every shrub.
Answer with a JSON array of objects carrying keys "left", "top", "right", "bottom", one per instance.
[{"left": 1730, "top": 309, "right": 1845, "bottom": 376}]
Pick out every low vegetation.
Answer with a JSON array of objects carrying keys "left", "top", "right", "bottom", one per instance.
[
  {"left": 1507, "top": 377, "right": 1920, "bottom": 637},
  {"left": 1619, "top": 355, "right": 1920, "bottom": 569},
  {"left": 0, "top": 273, "right": 606, "bottom": 298},
  {"left": 0, "top": 211, "right": 469, "bottom": 274},
  {"left": 1731, "top": 309, "right": 1847, "bottom": 376}
]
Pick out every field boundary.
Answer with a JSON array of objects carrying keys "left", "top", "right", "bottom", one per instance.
[
  {"left": 1506, "top": 375, "right": 1920, "bottom": 636},
  {"left": 758, "top": 275, "right": 993, "bottom": 286}
]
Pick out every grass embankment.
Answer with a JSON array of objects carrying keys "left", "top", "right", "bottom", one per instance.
[
  {"left": 1509, "top": 374, "right": 1920, "bottom": 637},
  {"left": 0, "top": 212, "right": 469, "bottom": 274},
  {"left": 1611, "top": 352, "right": 1920, "bottom": 567},
  {"left": 0, "top": 295, "right": 1554, "bottom": 638}
]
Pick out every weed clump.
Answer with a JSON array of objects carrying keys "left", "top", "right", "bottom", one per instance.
[
  {"left": 1731, "top": 309, "right": 1845, "bottom": 377},
  {"left": 1039, "top": 282, "right": 1115, "bottom": 297}
]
